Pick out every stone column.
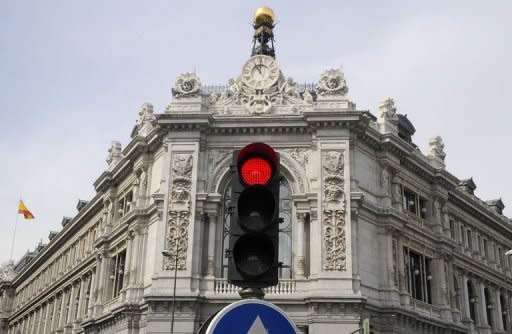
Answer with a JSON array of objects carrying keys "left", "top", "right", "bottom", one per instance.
[
  {"left": 43, "top": 302, "right": 51, "bottom": 334},
  {"left": 206, "top": 212, "right": 217, "bottom": 277},
  {"left": 87, "top": 270, "right": 96, "bottom": 318},
  {"left": 430, "top": 255, "right": 447, "bottom": 305},
  {"left": 66, "top": 284, "right": 76, "bottom": 325},
  {"left": 137, "top": 225, "right": 148, "bottom": 286},
  {"left": 33, "top": 307, "right": 41, "bottom": 334},
  {"left": 93, "top": 253, "right": 106, "bottom": 316},
  {"left": 478, "top": 280, "right": 488, "bottom": 328},
  {"left": 461, "top": 274, "right": 471, "bottom": 321},
  {"left": 497, "top": 289, "right": 504, "bottom": 331},
  {"left": 58, "top": 290, "right": 67, "bottom": 329},
  {"left": 76, "top": 278, "right": 86, "bottom": 322},
  {"left": 50, "top": 295, "right": 59, "bottom": 331},
  {"left": 295, "top": 212, "right": 306, "bottom": 278}
]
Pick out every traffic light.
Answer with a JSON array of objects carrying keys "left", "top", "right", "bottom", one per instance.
[{"left": 227, "top": 142, "right": 280, "bottom": 288}]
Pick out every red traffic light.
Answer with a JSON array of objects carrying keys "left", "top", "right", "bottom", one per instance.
[
  {"left": 240, "top": 157, "right": 272, "bottom": 185},
  {"left": 237, "top": 143, "right": 278, "bottom": 186}
]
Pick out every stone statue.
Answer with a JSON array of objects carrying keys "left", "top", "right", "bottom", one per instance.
[
  {"left": 133, "top": 103, "right": 156, "bottom": 137},
  {"left": 106, "top": 141, "right": 123, "bottom": 169}
]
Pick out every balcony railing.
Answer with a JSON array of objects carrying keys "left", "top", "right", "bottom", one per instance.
[
  {"left": 410, "top": 299, "right": 442, "bottom": 318},
  {"left": 213, "top": 279, "right": 296, "bottom": 295}
]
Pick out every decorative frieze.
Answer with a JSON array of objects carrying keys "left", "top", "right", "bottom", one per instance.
[{"left": 322, "top": 150, "right": 346, "bottom": 271}]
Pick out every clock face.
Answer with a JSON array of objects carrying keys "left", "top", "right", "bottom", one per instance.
[{"left": 241, "top": 55, "right": 280, "bottom": 90}]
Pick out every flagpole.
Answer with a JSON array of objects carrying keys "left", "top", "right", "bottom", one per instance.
[{"left": 9, "top": 200, "right": 20, "bottom": 262}]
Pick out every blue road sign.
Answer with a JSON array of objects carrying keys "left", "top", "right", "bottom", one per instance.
[{"left": 206, "top": 299, "right": 298, "bottom": 334}]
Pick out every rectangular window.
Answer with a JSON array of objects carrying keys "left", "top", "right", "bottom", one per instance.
[
  {"left": 404, "top": 247, "right": 432, "bottom": 304},
  {"left": 449, "top": 220, "right": 456, "bottom": 240},
  {"left": 110, "top": 250, "right": 126, "bottom": 299},
  {"left": 477, "top": 234, "right": 482, "bottom": 253},
  {"left": 467, "top": 229, "right": 472, "bottom": 250},
  {"left": 484, "top": 239, "right": 488, "bottom": 258},
  {"left": 402, "top": 187, "right": 428, "bottom": 219},
  {"left": 460, "top": 225, "right": 465, "bottom": 246},
  {"left": 419, "top": 198, "right": 428, "bottom": 219},
  {"left": 117, "top": 190, "right": 134, "bottom": 218},
  {"left": 403, "top": 188, "right": 417, "bottom": 214}
]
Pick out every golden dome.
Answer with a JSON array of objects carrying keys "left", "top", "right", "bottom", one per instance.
[{"left": 253, "top": 6, "right": 276, "bottom": 25}]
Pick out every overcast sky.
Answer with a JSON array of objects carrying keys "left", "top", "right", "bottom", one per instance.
[{"left": 1, "top": 0, "right": 511, "bottom": 264}]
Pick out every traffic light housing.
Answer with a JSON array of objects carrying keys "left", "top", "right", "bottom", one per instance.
[{"left": 227, "top": 143, "right": 280, "bottom": 288}]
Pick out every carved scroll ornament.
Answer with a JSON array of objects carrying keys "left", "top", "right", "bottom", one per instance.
[
  {"left": 322, "top": 151, "right": 346, "bottom": 271},
  {"left": 165, "top": 154, "right": 193, "bottom": 270}
]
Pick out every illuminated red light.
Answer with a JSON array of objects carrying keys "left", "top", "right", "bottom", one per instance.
[{"left": 240, "top": 157, "right": 272, "bottom": 185}]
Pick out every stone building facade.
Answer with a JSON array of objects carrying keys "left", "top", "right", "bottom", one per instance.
[{"left": 1, "top": 12, "right": 512, "bottom": 334}]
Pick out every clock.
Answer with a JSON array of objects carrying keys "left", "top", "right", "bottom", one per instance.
[{"left": 241, "top": 55, "right": 280, "bottom": 90}]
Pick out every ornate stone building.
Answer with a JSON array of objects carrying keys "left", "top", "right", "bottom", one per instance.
[{"left": 1, "top": 6, "right": 512, "bottom": 334}]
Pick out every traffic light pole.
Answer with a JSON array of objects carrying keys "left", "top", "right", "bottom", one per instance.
[{"left": 239, "top": 287, "right": 265, "bottom": 299}]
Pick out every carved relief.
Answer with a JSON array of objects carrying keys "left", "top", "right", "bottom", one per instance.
[
  {"left": 171, "top": 72, "right": 202, "bottom": 98},
  {"left": 207, "top": 149, "right": 231, "bottom": 178},
  {"left": 165, "top": 154, "right": 193, "bottom": 270},
  {"left": 283, "top": 148, "right": 310, "bottom": 167},
  {"left": 207, "top": 149, "right": 232, "bottom": 192},
  {"left": 279, "top": 149, "right": 311, "bottom": 193},
  {"left": 211, "top": 74, "right": 309, "bottom": 115},
  {"left": 322, "top": 151, "right": 346, "bottom": 271},
  {"left": 316, "top": 68, "right": 348, "bottom": 97}
]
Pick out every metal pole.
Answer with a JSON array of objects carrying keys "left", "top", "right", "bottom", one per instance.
[{"left": 170, "top": 236, "right": 178, "bottom": 334}]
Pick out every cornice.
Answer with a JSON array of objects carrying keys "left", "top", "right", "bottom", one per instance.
[
  {"left": 448, "top": 191, "right": 512, "bottom": 236},
  {"left": 9, "top": 253, "right": 97, "bottom": 320},
  {"left": 12, "top": 194, "right": 104, "bottom": 286}
]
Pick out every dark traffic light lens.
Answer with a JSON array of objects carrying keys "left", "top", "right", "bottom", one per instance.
[
  {"left": 240, "top": 157, "right": 272, "bottom": 185},
  {"left": 233, "top": 234, "right": 274, "bottom": 277},
  {"left": 238, "top": 186, "right": 276, "bottom": 231}
]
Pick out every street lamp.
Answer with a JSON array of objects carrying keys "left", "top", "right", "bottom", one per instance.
[
  {"left": 162, "top": 245, "right": 179, "bottom": 334},
  {"left": 505, "top": 250, "right": 512, "bottom": 332}
]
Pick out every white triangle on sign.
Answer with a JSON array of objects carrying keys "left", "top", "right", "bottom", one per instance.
[{"left": 247, "top": 316, "right": 269, "bottom": 334}]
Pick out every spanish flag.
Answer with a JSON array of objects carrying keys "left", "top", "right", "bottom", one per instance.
[{"left": 18, "top": 200, "right": 35, "bottom": 220}]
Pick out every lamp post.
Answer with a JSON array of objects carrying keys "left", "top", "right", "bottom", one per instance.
[
  {"left": 162, "top": 240, "right": 179, "bottom": 334},
  {"left": 505, "top": 250, "right": 512, "bottom": 333}
]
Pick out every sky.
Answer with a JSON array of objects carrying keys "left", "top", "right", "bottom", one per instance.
[{"left": 1, "top": 0, "right": 511, "bottom": 264}]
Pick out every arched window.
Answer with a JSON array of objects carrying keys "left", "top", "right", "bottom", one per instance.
[{"left": 221, "top": 178, "right": 293, "bottom": 279}]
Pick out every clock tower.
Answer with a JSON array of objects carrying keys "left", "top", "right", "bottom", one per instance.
[{"left": 251, "top": 6, "right": 276, "bottom": 58}]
